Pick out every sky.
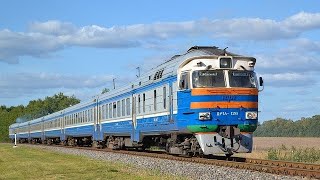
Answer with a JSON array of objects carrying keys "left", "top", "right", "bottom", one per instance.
[{"left": 1, "top": 0, "right": 320, "bottom": 122}]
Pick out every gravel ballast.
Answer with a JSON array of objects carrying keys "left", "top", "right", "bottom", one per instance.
[{"left": 23, "top": 145, "right": 305, "bottom": 180}]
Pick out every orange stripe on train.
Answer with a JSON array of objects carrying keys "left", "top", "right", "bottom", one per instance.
[
  {"left": 190, "top": 102, "right": 258, "bottom": 109},
  {"left": 192, "top": 88, "right": 258, "bottom": 96}
]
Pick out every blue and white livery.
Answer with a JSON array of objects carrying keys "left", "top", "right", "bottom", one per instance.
[{"left": 9, "top": 46, "right": 263, "bottom": 156}]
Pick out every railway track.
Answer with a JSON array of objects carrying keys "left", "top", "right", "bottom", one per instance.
[{"left": 31, "top": 144, "right": 320, "bottom": 179}]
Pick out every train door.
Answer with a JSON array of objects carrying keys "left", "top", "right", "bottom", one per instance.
[
  {"left": 28, "top": 122, "right": 30, "bottom": 141},
  {"left": 167, "top": 84, "right": 173, "bottom": 123},
  {"left": 131, "top": 94, "right": 141, "bottom": 142},
  {"left": 41, "top": 118, "right": 44, "bottom": 141},
  {"left": 60, "top": 117, "right": 63, "bottom": 133},
  {"left": 169, "top": 83, "right": 177, "bottom": 123},
  {"left": 94, "top": 105, "right": 98, "bottom": 131},
  {"left": 61, "top": 116, "right": 65, "bottom": 141},
  {"left": 94, "top": 103, "right": 101, "bottom": 140},
  {"left": 132, "top": 95, "right": 137, "bottom": 129}
]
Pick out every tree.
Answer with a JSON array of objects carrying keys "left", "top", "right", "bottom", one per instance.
[
  {"left": 0, "top": 92, "right": 80, "bottom": 142},
  {"left": 101, "top": 88, "right": 110, "bottom": 94},
  {"left": 254, "top": 116, "right": 320, "bottom": 137}
]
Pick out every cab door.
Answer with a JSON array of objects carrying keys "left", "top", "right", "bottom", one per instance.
[{"left": 177, "top": 72, "right": 191, "bottom": 123}]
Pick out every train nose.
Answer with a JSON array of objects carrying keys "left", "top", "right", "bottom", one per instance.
[{"left": 182, "top": 88, "right": 259, "bottom": 133}]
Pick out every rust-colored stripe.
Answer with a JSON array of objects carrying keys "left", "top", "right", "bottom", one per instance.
[
  {"left": 190, "top": 102, "right": 258, "bottom": 109},
  {"left": 192, "top": 88, "right": 258, "bottom": 96},
  {"left": 241, "top": 132, "right": 253, "bottom": 135}
]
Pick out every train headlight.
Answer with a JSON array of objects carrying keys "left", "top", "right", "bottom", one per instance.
[
  {"left": 199, "top": 112, "right": 211, "bottom": 120},
  {"left": 219, "top": 57, "right": 232, "bottom": 68},
  {"left": 245, "top": 111, "right": 257, "bottom": 120}
]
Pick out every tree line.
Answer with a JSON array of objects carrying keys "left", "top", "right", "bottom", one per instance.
[
  {"left": 0, "top": 93, "right": 79, "bottom": 142},
  {"left": 254, "top": 116, "right": 320, "bottom": 137}
]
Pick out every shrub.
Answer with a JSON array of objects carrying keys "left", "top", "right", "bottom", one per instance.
[{"left": 267, "top": 145, "right": 320, "bottom": 164}]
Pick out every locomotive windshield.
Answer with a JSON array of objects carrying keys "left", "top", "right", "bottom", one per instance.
[
  {"left": 228, "top": 71, "right": 257, "bottom": 88},
  {"left": 192, "top": 70, "right": 225, "bottom": 88}
]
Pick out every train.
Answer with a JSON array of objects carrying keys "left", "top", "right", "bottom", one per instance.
[{"left": 9, "top": 46, "right": 263, "bottom": 157}]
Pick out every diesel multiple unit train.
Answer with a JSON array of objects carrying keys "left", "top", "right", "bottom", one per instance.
[{"left": 9, "top": 46, "right": 263, "bottom": 156}]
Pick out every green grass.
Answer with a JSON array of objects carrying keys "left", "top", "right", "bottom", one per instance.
[
  {"left": 267, "top": 144, "right": 320, "bottom": 164},
  {"left": 0, "top": 144, "right": 184, "bottom": 180}
]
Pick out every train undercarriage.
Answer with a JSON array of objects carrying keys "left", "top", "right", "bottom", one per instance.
[
  {"left": 96, "top": 125, "right": 251, "bottom": 157},
  {"left": 17, "top": 125, "right": 251, "bottom": 157}
]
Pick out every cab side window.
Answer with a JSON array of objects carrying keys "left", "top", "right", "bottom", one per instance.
[{"left": 179, "top": 72, "right": 189, "bottom": 90}]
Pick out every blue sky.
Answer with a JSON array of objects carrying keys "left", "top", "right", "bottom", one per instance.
[{"left": 1, "top": 1, "right": 320, "bottom": 121}]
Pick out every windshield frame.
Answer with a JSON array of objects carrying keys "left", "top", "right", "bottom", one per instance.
[
  {"left": 228, "top": 70, "right": 258, "bottom": 88},
  {"left": 192, "top": 70, "right": 226, "bottom": 88}
]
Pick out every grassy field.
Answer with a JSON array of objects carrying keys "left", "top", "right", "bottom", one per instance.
[
  {"left": 235, "top": 137, "right": 320, "bottom": 163},
  {"left": 0, "top": 144, "right": 182, "bottom": 180},
  {"left": 252, "top": 137, "right": 320, "bottom": 150}
]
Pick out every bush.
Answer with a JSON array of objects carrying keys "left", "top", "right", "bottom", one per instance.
[{"left": 267, "top": 145, "right": 320, "bottom": 164}]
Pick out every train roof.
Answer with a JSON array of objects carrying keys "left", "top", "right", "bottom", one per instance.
[
  {"left": 29, "top": 117, "right": 42, "bottom": 125},
  {"left": 187, "top": 46, "right": 239, "bottom": 56},
  {"left": 9, "top": 123, "right": 19, "bottom": 128},
  {"left": 62, "top": 98, "right": 96, "bottom": 114},
  {"left": 43, "top": 110, "right": 64, "bottom": 121},
  {"left": 98, "top": 46, "right": 255, "bottom": 102},
  {"left": 18, "top": 121, "right": 29, "bottom": 127}
]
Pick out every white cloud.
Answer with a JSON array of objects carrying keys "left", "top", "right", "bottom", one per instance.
[
  {"left": 67, "top": 25, "right": 142, "bottom": 48},
  {"left": 0, "top": 29, "right": 65, "bottom": 64},
  {"left": 286, "top": 38, "right": 320, "bottom": 53},
  {"left": 0, "top": 72, "right": 118, "bottom": 89},
  {"left": 255, "top": 38, "right": 320, "bottom": 75},
  {"left": 1, "top": 12, "right": 320, "bottom": 63},
  {"left": 282, "top": 104, "right": 306, "bottom": 112},
  {"left": 294, "top": 89, "right": 311, "bottom": 95},
  {"left": 29, "top": 20, "right": 77, "bottom": 35},
  {"left": 312, "top": 97, "right": 320, "bottom": 102},
  {"left": 257, "top": 53, "right": 320, "bottom": 73},
  {"left": 0, "top": 72, "right": 119, "bottom": 98},
  {"left": 283, "top": 11, "right": 320, "bottom": 31},
  {"left": 261, "top": 72, "right": 316, "bottom": 87}
]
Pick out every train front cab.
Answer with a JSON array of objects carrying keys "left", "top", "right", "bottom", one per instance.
[{"left": 177, "top": 56, "right": 263, "bottom": 156}]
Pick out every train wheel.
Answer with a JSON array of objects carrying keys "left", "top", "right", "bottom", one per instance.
[{"left": 225, "top": 154, "right": 233, "bottom": 160}]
